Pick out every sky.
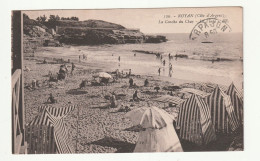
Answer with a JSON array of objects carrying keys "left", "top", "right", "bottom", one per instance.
[{"left": 24, "top": 7, "right": 242, "bottom": 34}]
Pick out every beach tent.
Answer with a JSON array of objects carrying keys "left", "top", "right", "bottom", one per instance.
[
  {"left": 125, "top": 106, "right": 183, "bottom": 152},
  {"left": 27, "top": 105, "right": 76, "bottom": 154},
  {"left": 205, "top": 86, "right": 240, "bottom": 134},
  {"left": 177, "top": 94, "right": 216, "bottom": 145},
  {"left": 180, "top": 88, "right": 210, "bottom": 98},
  {"left": 153, "top": 95, "right": 184, "bottom": 106},
  {"left": 226, "top": 83, "right": 243, "bottom": 123}
]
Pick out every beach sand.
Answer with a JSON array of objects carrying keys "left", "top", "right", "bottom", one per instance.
[{"left": 23, "top": 46, "right": 241, "bottom": 153}]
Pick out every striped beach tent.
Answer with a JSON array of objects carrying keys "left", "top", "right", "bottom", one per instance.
[
  {"left": 180, "top": 88, "right": 210, "bottom": 98},
  {"left": 177, "top": 94, "right": 216, "bottom": 145},
  {"left": 226, "top": 83, "right": 243, "bottom": 123},
  {"left": 205, "top": 86, "right": 240, "bottom": 134},
  {"left": 28, "top": 105, "right": 76, "bottom": 154},
  {"left": 153, "top": 95, "right": 184, "bottom": 106}
]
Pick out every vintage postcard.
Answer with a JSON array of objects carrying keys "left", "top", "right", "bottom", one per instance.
[{"left": 11, "top": 7, "right": 243, "bottom": 154}]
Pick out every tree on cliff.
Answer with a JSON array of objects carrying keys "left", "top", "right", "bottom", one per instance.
[
  {"left": 48, "top": 15, "right": 60, "bottom": 22},
  {"left": 36, "top": 15, "right": 47, "bottom": 23},
  {"left": 23, "top": 13, "right": 30, "bottom": 20},
  {"left": 61, "top": 16, "right": 79, "bottom": 21}
]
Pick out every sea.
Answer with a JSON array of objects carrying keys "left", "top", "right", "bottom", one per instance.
[{"left": 54, "top": 33, "right": 243, "bottom": 89}]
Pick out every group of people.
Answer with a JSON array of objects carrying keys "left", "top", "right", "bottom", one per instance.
[
  {"left": 79, "top": 52, "right": 87, "bottom": 62},
  {"left": 158, "top": 53, "right": 174, "bottom": 77},
  {"left": 48, "top": 62, "right": 76, "bottom": 82},
  {"left": 109, "top": 89, "right": 142, "bottom": 109},
  {"left": 115, "top": 69, "right": 132, "bottom": 79}
]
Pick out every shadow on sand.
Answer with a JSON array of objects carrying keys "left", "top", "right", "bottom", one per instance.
[
  {"left": 180, "top": 132, "right": 241, "bottom": 152},
  {"left": 90, "top": 136, "right": 135, "bottom": 153},
  {"left": 123, "top": 125, "right": 144, "bottom": 132},
  {"left": 90, "top": 103, "right": 110, "bottom": 110},
  {"left": 66, "top": 89, "right": 88, "bottom": 95}
]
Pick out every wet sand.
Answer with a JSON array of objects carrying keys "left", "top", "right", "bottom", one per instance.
[{"left": 23, "top": 46, "right": 238, "bottom": 153}]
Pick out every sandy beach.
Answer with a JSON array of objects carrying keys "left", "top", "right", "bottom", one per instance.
[{"left": 23, "top": 46, "right": 242, "bottom": 153}]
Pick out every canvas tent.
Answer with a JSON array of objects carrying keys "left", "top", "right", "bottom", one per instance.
[
  {"left": 153, "top": 95, "right": 184, "bottom": 106},
  {"left": 177, "top": 94, "right": 216, "bottom": 145},
  {"left": 27, "top": 105, "right": 76, "bottom": 154},
  {"left": 180, "top": 88, "right": 210, "bottom": 98},
  {"left": 125, "top": 106, "right": 183, "bottom": 152},
  {"left": 205, "top": 86, "right": 240, "bottom": 134},
  {"left": 226, "top": 83, "right": 243, "bottom": 124}
]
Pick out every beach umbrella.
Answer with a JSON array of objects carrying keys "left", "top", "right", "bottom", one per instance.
[
  {"left": 125, "top": 106, "right": 183, "bottom": 152},
  {"left": 154, "top": 95, "right": 184, "bottom": 106},
  {"left": 93, "top": 72, "right": 112, "bottom": 79},
  {"left": 177, "top": 94, "right": 216, "bottom": 145}
]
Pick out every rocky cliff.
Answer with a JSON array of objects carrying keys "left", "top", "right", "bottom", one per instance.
[
  {"left": 23, "top": 15, "right": 167, "bottom": 46},
  {"left": 54, "top": 19, "right": 166, "bottom": 45}
]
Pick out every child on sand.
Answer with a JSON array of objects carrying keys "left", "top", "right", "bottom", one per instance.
[{"left": 47, "top": 93, "right": 57, "bottom": 104}]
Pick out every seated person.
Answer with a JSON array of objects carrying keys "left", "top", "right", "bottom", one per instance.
[
  {"left": 144, "top": 79, "right": 149, "bottom": 86},
  {"left": 47, "top": 93, "right": 57, "bottom": 104},
  {"left": 133, "top": 90, "right": 140, "bottom": 101},
  {"left": 110, "top": 93, "right": 117, "bottom": 108}
]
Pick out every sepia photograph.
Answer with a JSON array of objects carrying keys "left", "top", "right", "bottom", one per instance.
[{"left": 11, "top": 7, "right": 243, "bottom": 154}]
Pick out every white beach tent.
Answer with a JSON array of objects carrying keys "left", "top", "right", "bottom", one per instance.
[
  {"left": 177, "top": 94, "right": 216, "bottom": 145},
  {"left": 205, "top": 86, "right": 240, "bottom": 134},
  {"left": 125, "top": 106, "right": 183, "bottom": 152}
]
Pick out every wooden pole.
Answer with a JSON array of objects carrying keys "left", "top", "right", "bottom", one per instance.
[{"left": 75, "top": 105, "right": 80, "bottom": 153}]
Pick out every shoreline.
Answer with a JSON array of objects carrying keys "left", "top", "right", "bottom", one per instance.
[{"left": 27, "top": 46, "right": 243, "bottom": 89}]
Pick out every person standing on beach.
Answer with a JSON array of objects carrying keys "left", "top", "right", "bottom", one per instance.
[
  {"left": 163, "top": 60, "right": 166, "bottom": 66},
  {"left": 118, "top": 56, "right": 121, "bottom": 62},
  {"left": 129, "top": 77, "right": 134, "bottom": 87},
  {"left": 158, "top": 68, "right": 161, "bottom": 76},
  {"left": 129, "top": 69, "right": 132, "bottom": 77},
  {"left": 64, "top": 63, "right": 69, "bottom": 76},
  {"left": 71, "top": 62, "right": 76, "bottom": 75},
  {"left": 169, "top": 63, "right": 173, "bottom": 77},
  {"left": 79, "top": 55, "right": 81, "bottom": 62},
  {"left": 144, "top": 79, "right": 149, "bottom": 87}
]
